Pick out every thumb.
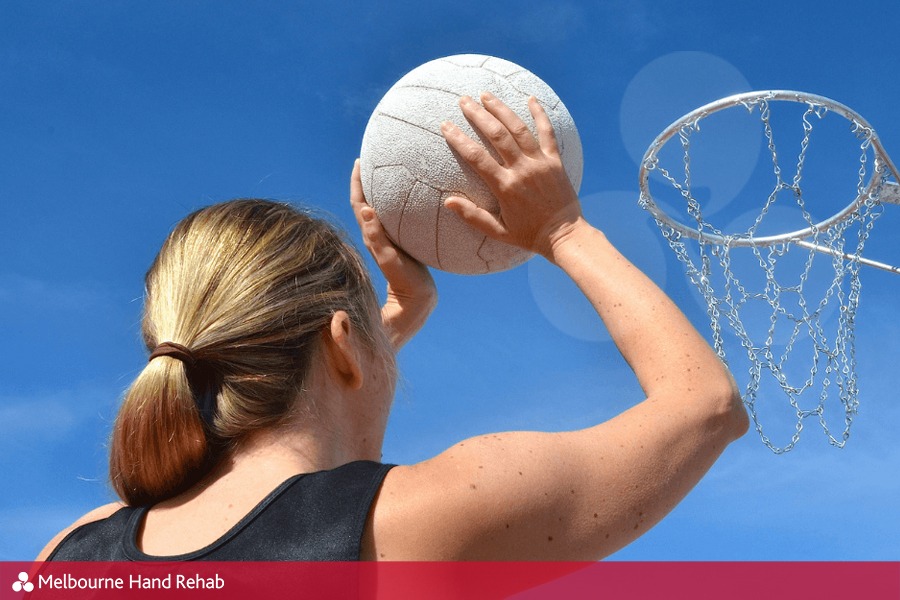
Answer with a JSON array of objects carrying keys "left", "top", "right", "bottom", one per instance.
[{"left": 444, "top": 196, "right": 508, "bottom": 240}]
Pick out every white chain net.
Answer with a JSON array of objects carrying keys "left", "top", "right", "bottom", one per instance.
[{"left": 641, "top": 97, "right": 888, "bottom": 452}]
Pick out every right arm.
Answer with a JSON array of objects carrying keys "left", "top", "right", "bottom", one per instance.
[{"left": 364, "top": 94, "right": 747, "bottom": 561}]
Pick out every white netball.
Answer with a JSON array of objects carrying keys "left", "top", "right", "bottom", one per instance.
[{"left": 359, "top": 54, "right": 583, "bottom": 274}]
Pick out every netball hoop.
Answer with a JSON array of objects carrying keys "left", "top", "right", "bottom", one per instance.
[{"left": 639, "top": 90, "right": 899, "bottom": 452}]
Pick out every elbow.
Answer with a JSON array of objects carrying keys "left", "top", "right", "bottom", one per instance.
[
  {"left": 647, "top": 364, "right": 749, "bottom": 446},
  {"left": 702, "top": 372, "right": 748, "bottom": 443}
]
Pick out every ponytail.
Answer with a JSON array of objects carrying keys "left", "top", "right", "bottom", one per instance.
[
  {"left": 108, "top": 199, "right": 386, "bottom": 506},
  {"left": 110, "top": 356, "right": 215, "bottom": 506}
]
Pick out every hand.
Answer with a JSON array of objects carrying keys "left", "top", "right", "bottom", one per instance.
[
  {"left": 350, "top": 159, "right": 437, "bottom": 350},
  {"left": 440, "top": 93, "right": 584, "bottom": 260}
]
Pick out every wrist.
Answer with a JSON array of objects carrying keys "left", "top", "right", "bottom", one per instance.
[{"left": 542, "top": 217, "right": 599, "bottom": 264}]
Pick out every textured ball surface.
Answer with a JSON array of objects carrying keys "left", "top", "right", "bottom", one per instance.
[{"left": 360, "top": 54, "right": 583, "bottom": 274}]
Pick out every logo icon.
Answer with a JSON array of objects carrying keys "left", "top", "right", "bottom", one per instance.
[{"left": 11, "top": 572, "right": 34, "bottom": 593}]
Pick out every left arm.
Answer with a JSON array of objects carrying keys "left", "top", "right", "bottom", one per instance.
[
  {"left": 350, "top": 159, "right": 437, "bottom": 350},
  {"left": 36, "top": 503, "right": 124, "bottom": 561}
]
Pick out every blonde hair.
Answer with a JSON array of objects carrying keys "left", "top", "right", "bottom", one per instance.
[{"left": 110, "top": 199, "right": 386, "bottom": 506}]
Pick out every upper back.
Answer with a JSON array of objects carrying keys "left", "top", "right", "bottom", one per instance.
[{"left": 44, "top": 461, "right": 393, "bottom": 561}]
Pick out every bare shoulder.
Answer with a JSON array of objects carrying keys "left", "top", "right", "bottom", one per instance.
[
  {"left": 36, "top": 502, "right": 125, "bottom": 561},
  {"left": 366, "top": 393, "right": 743, "bottom": 561},
  {"left": 367, "top": 430, "right": 583, "bottom": 560}
]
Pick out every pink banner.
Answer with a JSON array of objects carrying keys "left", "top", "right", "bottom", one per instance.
[{"left": 1, "top": 561, "right": 898, "bottom": 599}]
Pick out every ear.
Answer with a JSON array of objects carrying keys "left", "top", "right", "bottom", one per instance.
[{"left": 322, "top": 310, "right": 364, "bottom": 390}]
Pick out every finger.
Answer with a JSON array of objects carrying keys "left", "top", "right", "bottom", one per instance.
[
  {"left": 528, "top": 97, "right": 561, "bottom": 158},
  {"left": 351, "top": 190, "right": 416, "bottom": 275},
  {"left": 349, "top": 159, "right": 375, "bottom": 233},
  {"left": 357, "top": 203, "right": 396, "bottom": 262},
  {"left": 444, "top": 196, "right": 509, "bottom": 240},
  {"left": 350, "top": 160, "right": 389, "bottom": 247},
  {"left": 481, "top": 92, "right": 541, "bottom": 156},
  {"left": 441, "top": 118, "right": 505, "bottom": 184},
  {"left": 456, "top": 95, "right": 523, "bottom": 166},
  {"left": 349, "top": 161, "right": 386, "bottom": 248},
  {"left": 358, "top": 203, "right": 433, "bottom": 299},
  {"left": 349, "top": 159, "right": 367, "bottom": 207}
]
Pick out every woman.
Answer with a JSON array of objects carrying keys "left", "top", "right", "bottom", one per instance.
[{"left": 38, "top": 94, "right": 747, "bottom": 561}]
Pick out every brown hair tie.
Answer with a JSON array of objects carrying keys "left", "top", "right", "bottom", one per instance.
[
  {"left": 149, "top": 342, "right": 197, "bottom": 367},
  {"left": 148, "top": 342, "right": 218, "bottom": 429}
]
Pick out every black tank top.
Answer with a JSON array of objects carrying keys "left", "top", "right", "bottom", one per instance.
[{"left": 46, "top": 461, "right": 394, "bottom": 561}]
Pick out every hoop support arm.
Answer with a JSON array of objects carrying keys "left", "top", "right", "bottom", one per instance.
[
  {"left": 794, "top": 238, "right": 900, "bottom": 275},
  {"left": 792, "top": 180, "right": 899, "bottom": 274}
]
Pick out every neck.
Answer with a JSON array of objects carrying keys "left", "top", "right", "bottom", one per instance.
[
  {"left": 196, "top": 362, "right": 389, "bottom": 498},
  {"left": 222, "top": 422, "right": 371, "bottom": 483}
]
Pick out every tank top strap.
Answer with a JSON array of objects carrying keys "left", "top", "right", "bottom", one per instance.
[{"left": 48, "top": 460, "right": 395, "bottom": 561}]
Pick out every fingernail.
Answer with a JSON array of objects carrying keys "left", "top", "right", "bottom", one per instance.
[
  {"left": 361, "top": 208, "right": 375, "bottom": 222},
  {"left": 459, "top": 96, "right": 473, "bottom": 105},
  {"left": 441, "top": 120, "right": 455, "bottom": 131},
  {"left": 481, "top": 91, "right": 494, "bottom": 102}
]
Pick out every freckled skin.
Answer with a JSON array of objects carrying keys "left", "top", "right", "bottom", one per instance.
[{"left": 352, "top": 97, "right": 745, "bottom": 562}]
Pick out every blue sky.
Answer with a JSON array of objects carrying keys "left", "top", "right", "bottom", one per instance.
[{"left": 2, "top": 1, "right": 898, "bottom": 561}]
